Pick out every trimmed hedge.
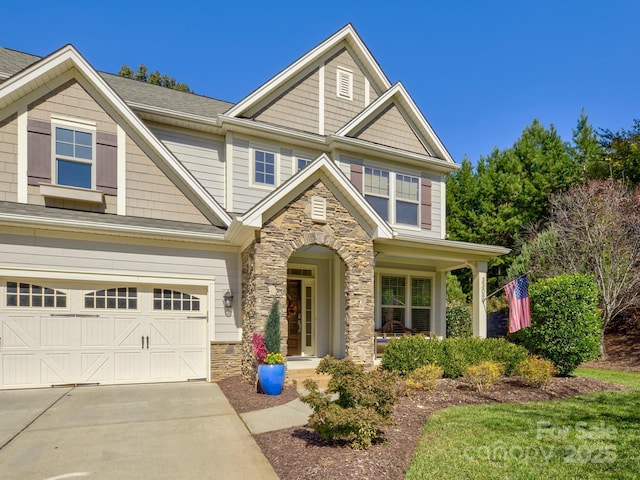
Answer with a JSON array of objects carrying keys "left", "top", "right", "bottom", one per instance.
[
  {"left": 381, "top": 336, "right": 528, "bottom": 378},
  {"left": 446, "top": 304, "right": 473, "bottom": 338},
  {"left": 519, "top": 274, "right": 602, "bottom": 376}
]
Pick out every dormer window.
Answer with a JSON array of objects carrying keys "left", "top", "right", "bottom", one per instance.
[
  {"left": 336, "top": 67, "right": 353, "bottom": 101},
  {"left": 52, "top": 118, "right": 96, "bottom": 189}
]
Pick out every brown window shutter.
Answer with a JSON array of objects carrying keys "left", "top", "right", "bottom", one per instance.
[
  {"left": 96, "top": 132, "right": 117, "bottom": 195},
  {"left": 350, "top": 163, "right": 363, "bottom": 192},
  {"left": 421, "top": 177, "right": 432, "bottom": 230},
  {"left": 27, "top": 119, "right": 51, "bottom": 185}
]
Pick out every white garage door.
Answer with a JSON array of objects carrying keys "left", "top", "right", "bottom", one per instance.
[{"left": 0, "top": 280, "right": 208, "bottom": 389}]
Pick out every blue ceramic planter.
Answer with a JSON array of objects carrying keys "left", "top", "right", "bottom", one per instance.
[{"left": 258, "top": 364, "right": 285, "bottom": 396}]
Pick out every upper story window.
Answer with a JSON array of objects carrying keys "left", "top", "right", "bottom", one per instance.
[
  {"left": 364, "top": 167, "right": 390, "bottom": 220},
  {"left": 254, "top": 150, "right": 276, "bottom": 186},
  {"left": 363, "top": 166, "right": 420, "bottom": 227},
  {"left": 336, "top": 67, "right": 353, "bottom": 101},
  {"left": 297, "top": 157, "right": 312, "bottom": 172},
  {"left": 395, "top": 174, "right": 420, "bottom": 226},
  {"left": 53, "top": 120, "right": 96, "bottom": 189}
]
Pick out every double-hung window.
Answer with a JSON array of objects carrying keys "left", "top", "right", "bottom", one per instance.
[
  {"left": 254, "top": 150, "right": 276, "bottom": 186},
  {"left": 395, "top": 174, "right": 419, "bottom": 226},
  {"left": 379, "top": 274, "right": 432, "bottom": 333},
  {"left": 363, "top": 167, "right": 420, "bottom": 226},
  {"left": 364, "top": 167, "right": 390, "bottom": 220},
  {"left": 53, "top": 122, "right": 95, "bottom": 189}
]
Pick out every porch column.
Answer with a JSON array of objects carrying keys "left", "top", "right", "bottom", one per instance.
[
  {"left": 470, "top": 261, "right": 488, "bottom": 338},
  {"left": 434, "top": 271, "right": 447, "bottom": 337}
]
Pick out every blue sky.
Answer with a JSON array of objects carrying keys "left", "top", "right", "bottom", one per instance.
[{"left": 2, "top": 0, "right": 638, "bottom": 164}]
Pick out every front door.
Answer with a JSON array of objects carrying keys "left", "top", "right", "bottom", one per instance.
[{"left": 286, "top": 280, "right": 301, "bottom": 356}]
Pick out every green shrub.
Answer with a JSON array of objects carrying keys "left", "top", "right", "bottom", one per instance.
[
  {"left": 520, "top": 274, "right": 602, "bottom": 376},
  {"left": 463, "top": 361, "right": 504, "bottom": 392},
  {"left": 381, "top": 336, "right": 443, "bottom": 376},
  {"left": 405, "top": 364, "right": 443, "bottom": 394},
  {"left": 514, "top": 356, "right": 556, "bottom": 388},
  {"left": 300, "top": 357, "right": 399, "bottom": 449},
  {"left": 382, "top": 336, "right": 528, "bottom": 379},
  {"left": 446, "top": 304, "right": 473, "bottom": 338}
]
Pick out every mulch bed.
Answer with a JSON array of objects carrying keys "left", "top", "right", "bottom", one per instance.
[{"left": 218, "top": 374, "right": 624, "bottom": 480}]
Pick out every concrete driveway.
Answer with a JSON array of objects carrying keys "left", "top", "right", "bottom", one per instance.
[{"left": 0, "top": 382, "right": 278, "bottom": 480}]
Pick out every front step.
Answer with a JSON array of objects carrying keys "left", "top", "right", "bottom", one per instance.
[{"left": 287, "top": 367, "right": 331, "bottom": 391}]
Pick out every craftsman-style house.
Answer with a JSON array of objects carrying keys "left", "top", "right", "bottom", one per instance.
[{"left": 0, "top": 25, "right": 507, "bottom": 388}]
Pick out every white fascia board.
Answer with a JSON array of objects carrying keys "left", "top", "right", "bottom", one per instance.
[
  {"left": 0, "top": 212, "right": 228, "bottom": 245},
  {"left": 217, "top": 115, "right": 328, "bottom": 147},
  {"left": 240, "top": 153, "right": 393, "bottom": 239},
  {"left": 0, "top": 45, "right": 232, "bottom": 228},
  {"left": 376, "top": 235, "right": 511, "bottom": 258},
  {"left": 225, "top": 24, "right": 391, "bottom": 119},
  {"left": 329, "top": 135, "right": 459, "bottom": 174}
]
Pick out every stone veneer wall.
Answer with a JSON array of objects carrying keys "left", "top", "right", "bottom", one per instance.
[
  {"left": 241, "top": 180, "right": 375, "bottom": 380},
  {"left": 210, "top": 342, "right": 243, "bottom": 381}
]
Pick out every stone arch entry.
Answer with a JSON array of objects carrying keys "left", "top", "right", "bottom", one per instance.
[{"left": 240, "top": 181, "right": 375, "bottom": 380}]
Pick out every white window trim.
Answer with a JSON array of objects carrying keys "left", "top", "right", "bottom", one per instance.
[
  {"left": 363, "top": 164, "right": 422, "bottom": 230},
  {"left": 250, "top": 145, "right": 279, "bottom": 190},
  {"left": 295, "top": 156, "right": 312, "bottom": 173},
  {"left": 50, "top": 116, "right": 97, "bottom": 190},
  {"left": 395, "top": 173, "right": 421, "bottom": 229},
  {"left": 336, "top": 67, "right": 353, "bottom": 101},
  {"left": 375, "top": 269, "right": 434, "bottom": 331}
]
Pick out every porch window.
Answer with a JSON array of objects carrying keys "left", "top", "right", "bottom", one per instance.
[
  {"left": 379, "top": 275, "right": 432, "bottom": 333},
  {"left": 380, "top": 276, "right": 406, "bottom": 325},
  {"left": 364, "top": 167, "right": 389, "bottom": 220}
]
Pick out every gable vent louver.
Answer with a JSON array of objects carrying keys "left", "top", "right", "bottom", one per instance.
[
  {"left": 310, "top": 196, "right": 327, "bottom": 223},
  {"left": 336, "top": 67, "right": 353, "bottom": 100}
]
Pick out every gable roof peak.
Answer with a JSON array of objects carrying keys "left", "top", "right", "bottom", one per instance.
[{"left": 225, "top": 23, "right": 391, "bottom": 119}]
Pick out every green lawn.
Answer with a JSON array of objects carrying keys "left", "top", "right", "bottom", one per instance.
[{"left": 405, "top": 369, "right": 640, "bottom": 479}]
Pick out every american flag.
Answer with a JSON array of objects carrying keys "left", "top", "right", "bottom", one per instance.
[{"left": 504, "top": 275, "right": 531, "bottom": 333}]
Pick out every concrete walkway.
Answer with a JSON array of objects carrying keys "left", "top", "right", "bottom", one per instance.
[
  {"left": 0, "top": 383, "right": 279, "bottom": 480},
  {"left": 240, "top": 398, "right": 313, "bottom": 434}
]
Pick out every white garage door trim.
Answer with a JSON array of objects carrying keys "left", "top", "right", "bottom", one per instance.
[{"left": 0, "top": 277, "right": 213, "bottom": 389}]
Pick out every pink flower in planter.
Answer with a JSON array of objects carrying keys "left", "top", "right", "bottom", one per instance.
[{"left": 251, "top": 332, "right": 267, "bottom": 364}]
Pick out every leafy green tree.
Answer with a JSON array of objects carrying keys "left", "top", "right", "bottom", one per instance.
[
  {"left": 599, "top": 119, "right": 640, "bottom": 186},
  {"left": 118, "top": 64, "right": 192, "bottom": 93},
  {"left": 447, "top": 119, "right": 580, "bottom": 289}
]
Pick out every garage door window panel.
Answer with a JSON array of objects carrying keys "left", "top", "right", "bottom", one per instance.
[
  {"left": 6, "top": 281, "right": 67, "bottom": 308},
  {"left": 85, "top": 287, "right": 138, "bottom": 309},
  {"left": 153, "top": 289, "right": 200, "bottom": 311}
]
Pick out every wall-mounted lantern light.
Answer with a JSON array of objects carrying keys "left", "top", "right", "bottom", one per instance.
[{"left": 223, "top": 290, "right": 234, "bottom": 308}]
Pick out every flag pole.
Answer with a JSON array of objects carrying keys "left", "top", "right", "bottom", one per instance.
[{"left": 482, "top": 273, "right": 529, "bottom": 302}]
